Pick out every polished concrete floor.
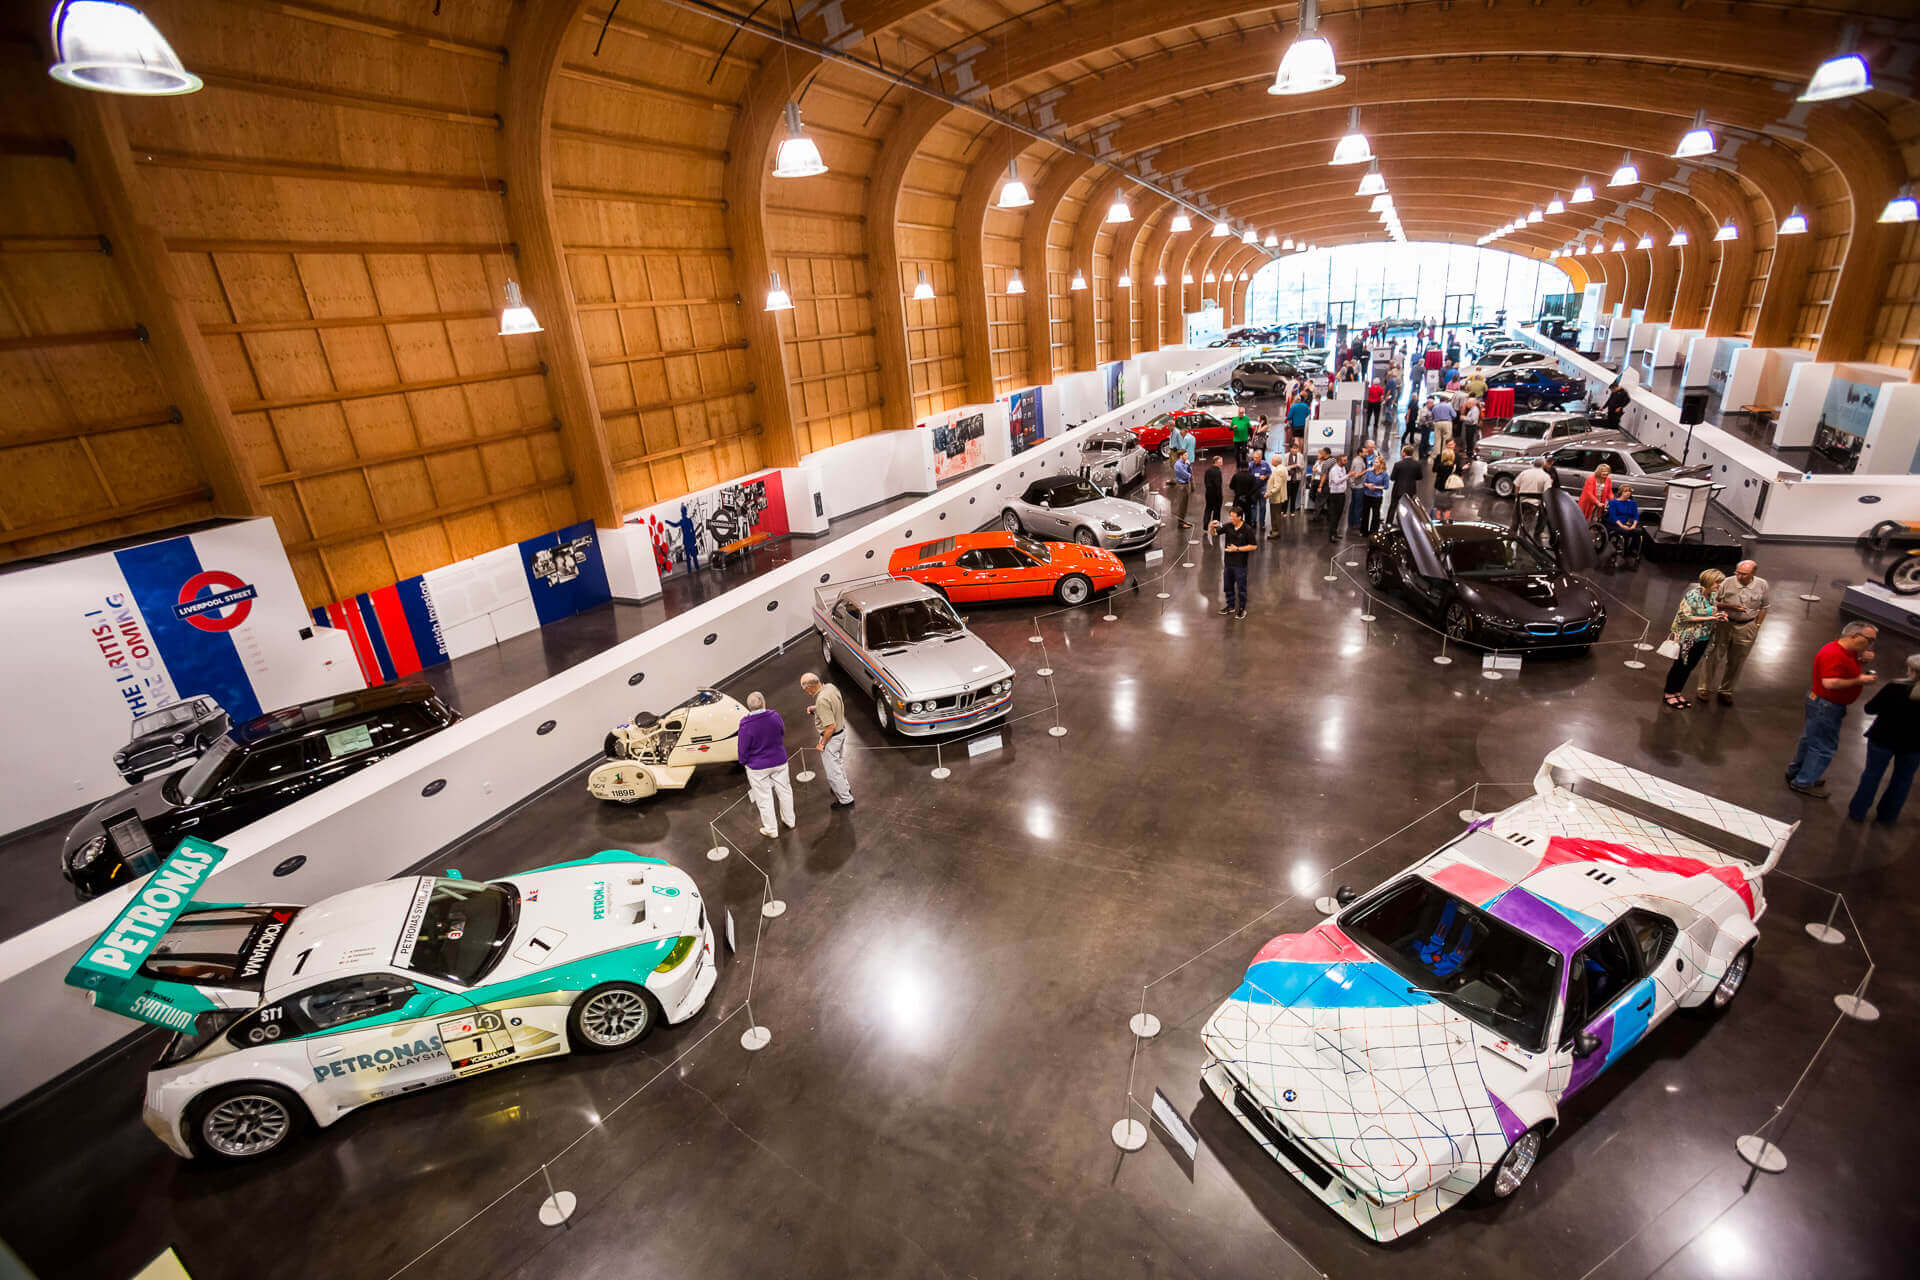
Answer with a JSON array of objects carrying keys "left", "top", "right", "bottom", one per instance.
[{"left": 2, "top": 446, "right": 1916, "bottom": 1280}]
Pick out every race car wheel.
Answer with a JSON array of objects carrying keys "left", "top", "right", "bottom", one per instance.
[
  {"left": 1073, "top": 526, "right": 1099, "bottom": 547},
  {"left": 1492, "top": 474, "right": 1516, "bottom": 499},
  {"left": 1469, "top": 1124, "right": 1546, "bottom": 1206},
  {"left": 1692, "top": 944, "right": 1753, "bottom": 1019},
  {"left": 1366, "top": 548, "right": 1392, "bottom": 587},
  {"left": 1003, "top": 510, "right": 1024, "bottom": 534},
  {"left": 188, "top": 1082, "right": 307, "bottom": 1161},
  {"left": 820, "top": 636, "right": 833, "bottom": 671},
  {"left": 1886, "top": 553, "right": 1920, "bottom": 596},
  {"left": 1056, "top": 574, "right": 1093, "bottom": 605},
  {"left": 1231, "top": 379, "right": 1246, "bottom": 394},
  {"left": 1156, "top": 441, "right": 1171, "bottom": 460},
  {"left": 874, "top": 693, "right": 892, "bottom": 731},
  {"left": 1444, "top": 600, "right": 1473, "bottom": 640},
  {"left": 569, "top": 982, "right": 660, "bottom": 1052}
]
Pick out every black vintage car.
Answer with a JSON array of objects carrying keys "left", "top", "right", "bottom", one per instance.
[
  {"left": 113, "top": 695, "right": 229, "bottom": 782},
  {"left": 64, "top": 683, "right": 459, "bottom": 899},
  {"left": 1365, "top": 496, "right": 1607, "bottom": 651}
]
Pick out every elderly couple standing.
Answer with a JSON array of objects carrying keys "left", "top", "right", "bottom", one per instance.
[{"left": 734, "top": 673, "right": 855, "bottom": 837}]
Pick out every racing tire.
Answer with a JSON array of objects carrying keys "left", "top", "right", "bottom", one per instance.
[
  {"left": 186, "top": 1082, "right": 309, "bottom": 1162},
  {"left": 1003, "top": 510, "right": 1024, "bottom": 534},
  {"left": 1690, "top": 943, "right": 1753, "bottom": 1020},
  {"left": 1073, "top": 526, "right": 1099, "bottom": 547},
  {"left": 1886, "top": 553, "right": 1920, "bottom": 596},
  {"left": 1156, "top": 441, "right": 1171, "bottom": 460},
  {"left": 1365, "top": 548, "right": 1393, "bottom": 588},
  {"left": 568, "top": 981, "right": 661, "bottom": 1052},
  {"left": 603, "top": 731, "right": 620, "bottom": 759},
  {"left": 1055, "top": 574, "right": 1093, "bottom": 606},
  {"left": 820, "top": 636, "right": 833, "bottom": 672},
  {"left": 1231, "top": 379, "right": 1246, "bottom": 394},
  {"left": 874, "top": 692, "right": 892, "bottom": 732},
  {"left": 1491, "top": 474, "right": 1516, "bottom": 499},
  {"left": 1444, "top": 600, "right": 1473, "bottom": 641},
  {"left": 1467, "top": 1123, "right": 1547, "bottom": 1206}
]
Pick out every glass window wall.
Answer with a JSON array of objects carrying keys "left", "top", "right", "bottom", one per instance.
[{"left": 1246, "top": 243, "right": 1571, "bottom": 330}]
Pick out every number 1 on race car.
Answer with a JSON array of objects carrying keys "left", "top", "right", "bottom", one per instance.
[{"left": 436, "top": 1009, "right": 515, "bottom": 1076}]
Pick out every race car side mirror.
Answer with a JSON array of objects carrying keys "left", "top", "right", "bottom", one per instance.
[
  {"left": 1573, "top": 1031, "right": 1601, "bottom": 1059},
  {"left": 1334, "top": 884, "right": 1358, "bottom": 906},
  {"left": 443, "top": 868, "right": 464, "bottom": 879}
]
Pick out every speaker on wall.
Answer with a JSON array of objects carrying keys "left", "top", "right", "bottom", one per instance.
[{"left": 1680, "top": 392, "right": 1708, "bottom": 425}]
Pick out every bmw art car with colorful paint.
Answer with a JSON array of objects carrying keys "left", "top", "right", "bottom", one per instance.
[
  {"left": 65, "top": 839, "right": 715, "bottom": 1161},
  {"left": 1201, "top": 745, "right": 1796, "bottom": 1241},
  {"left": 813, "top": 577, "right": 1014, "bottom": 736}
]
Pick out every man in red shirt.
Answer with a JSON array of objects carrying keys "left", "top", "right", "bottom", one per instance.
[
  {"left": 1365, "top": 378, "right": 1385, "bottom": 432},
  {"left": 1786, "top": 621, "right": 1878, "bottom": 796}
]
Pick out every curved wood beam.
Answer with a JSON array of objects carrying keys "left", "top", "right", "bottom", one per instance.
[
  {"left": 1133, "top": 207, "right": 1179, "bottom": 353},
  {"left": 1021, "top": 156, "right": 1091, "bottom": 383},
  {"left": 1804, "top": 104, "right": 1909, "bottom": 363},
  {"left": 1103, "top": 195, "right": 1162, "bottom": 361},
  {"left": 503, "top": 0, "right": 618, "bottom": 522},
  {"left": 1070, "top": 173, "right": 1125, "bottom": 371}
]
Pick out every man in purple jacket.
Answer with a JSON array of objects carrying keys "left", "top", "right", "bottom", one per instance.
[{"left": 737, "top": 691, "right": 795, "bottom": 838}]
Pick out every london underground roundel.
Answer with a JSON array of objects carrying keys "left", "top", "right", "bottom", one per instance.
[{"left": 175, "top": 570, "right": 257, "bottom": 632}]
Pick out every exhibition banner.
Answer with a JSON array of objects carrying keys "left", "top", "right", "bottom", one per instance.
[
  {"left": 1007, "top": 388, "right": 1044, "bottom": 454},
  {"left": 1103, "top": 360, "right": 1127, "bottom": 411},
  {"left": 629, "top": 470, "right": 790, "bottom": 579},
  {"left": 919, "top": 404, "right": 991, "bottom": 482}
]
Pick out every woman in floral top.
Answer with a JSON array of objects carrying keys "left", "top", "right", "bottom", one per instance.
[{"left": 1662, "top": 568, "right": 1727, "bottom": 708}]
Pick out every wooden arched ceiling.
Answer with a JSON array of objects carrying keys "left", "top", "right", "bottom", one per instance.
[{"left": 1, "top": 0, "right": 1915, "bottom": 597}]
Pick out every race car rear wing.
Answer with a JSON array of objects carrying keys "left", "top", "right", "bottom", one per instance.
[
  {"left": 1533, "top": 743, "right": 1797, "bottom": 879},
  {"left": 64, "top": 837, "right": 232, "bottom": 1033}
]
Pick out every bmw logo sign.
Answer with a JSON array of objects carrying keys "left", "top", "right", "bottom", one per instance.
[{"left": 1283, "top": 1089, "right": 1297, "bottom": 1103}]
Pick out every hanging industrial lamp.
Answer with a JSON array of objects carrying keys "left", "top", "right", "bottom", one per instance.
[
  {"left": 47, "top": 1, "right": 201, "bottom": 95},
  {"left": 1006, "top": 270, "right": 1026, "bottom": 295},
  {"left": 1355, "top": 161, "right": 1387, "bottom": 197},
  {"left": 1714, "top": 221, "right": 1739, "bottom": 241},
  {"left": 764, "top": 272, "right": 793, "bottom": 312},
  {"left": 1117, "top": 271, "right": 1132, "bottom": 288},
  {"left": 912, "top": 268, "right": 934, "bottom": 301},
  {"left": 1635, "top": 233, "right": 1654, "bottom": 250},
  {"left": 1264, "top": 232, "right": 1278, "bottom": 248},
  {"left": 1779, "top": 207, "right": 1809, "bottom": 235},
  {"left": 1570, "top": 177, "right": 1596, "bottom": 204},
  {"left": 1170, "top": 212, "right": 1192, "bottom": 233},
  {"left": 998, "top": 160, "right": 1031, "bottom": 209},
  {"left": 497, "top": 280, "right": 542, "bottom": 336},
  {"left": 1105, "top": 191, "right": 1133, "bottom": 224},
  {"left": 1608, "top": 153, "right": 1639, "bottom": 187},
  {"left": 1070, "top": 269, "right": 1088, "bottom": 290},
  {"left": 1268, "top": 0, "right": 1344, "bottom": 95},
  {"left": 1153, "top": 272, "right": 1167, "bottom": 287},
  {"left": 1546, "top": 195, "right": 1566, "bottom": 216},
  {"left": 1330, "top": 107, "right": 1372, "bottom": 166},
  {"left": 1672, "top": 109, "right": 1716, "bottom": 159},
  {"left": 1211, "top": 221, "right": 1231, "bottom": 238},
  {"left": 1879, "top": 184, "right": 1918, "bottom": 224},
  {"left": 772, "top": 102, "right": 827, "bottom": 178},
  {"left": 1669, "top": 229, "right": 1690, "bottom": 247},
  {"left": 1798, "top": 51, "right": 1871, "bottom": 103}
]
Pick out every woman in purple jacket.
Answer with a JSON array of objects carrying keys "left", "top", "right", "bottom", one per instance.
[{"left": 737, "top": 692, "right": 795, "bottom": 837}]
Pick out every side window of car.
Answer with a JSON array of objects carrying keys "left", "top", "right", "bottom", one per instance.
[
  {"left": 1622, "top": 909, "right": 1678, "bottom": 972},
  {"left": 1565, "top": 924, "right": 1640, "bottom": 1043},
  {"left": 230, "top": 740, "right": 317, "bottom": 790},
  {"left": 956, "top": 550, "right": 991, "bottom": 571},
  {"left": 294, "top": 974, "right": 419, "bottom": 1033},
  {"left": 1023, "top": 483, "right": 1047, "bottom": 505},
  {"left": 989, "top": 547, "right": 1029, "bottom": 569}
]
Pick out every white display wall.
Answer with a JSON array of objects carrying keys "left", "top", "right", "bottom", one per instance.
[{"left": 0, "top": 519, "right": 361, "bottom": 833}]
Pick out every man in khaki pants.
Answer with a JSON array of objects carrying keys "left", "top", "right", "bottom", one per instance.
[
  {"left": 800, "top": 671, "right": 853, "bottom": 808},
  {"left": 1697, "top": 560, "right": 1770, "bottom": 706}
]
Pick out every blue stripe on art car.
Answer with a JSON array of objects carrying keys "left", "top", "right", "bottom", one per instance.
[
  {"left": 356, "top": 595, "right": 398, "bottom": 682},
  {"left": 115, "top": 538, "right": 262, "bottom": 721},
  {"left": 1603, "top": 975, "right": 1656, "bottom": 1070},
  {"left": 1234, "top": 960, "right": 1429, "bottom": 1010}
]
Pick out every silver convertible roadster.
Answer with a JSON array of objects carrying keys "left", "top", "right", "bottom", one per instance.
[
  {"left": 813, "top": 578, "right": 1015, "bottom": 736},
  {"left": 1003, "top": 474, "right": 1160, "bottom": 551}
]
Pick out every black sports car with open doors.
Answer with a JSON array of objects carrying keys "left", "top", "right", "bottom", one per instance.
[{"left": 1365, "top": 494, "right": 1607, "bottom": 651}]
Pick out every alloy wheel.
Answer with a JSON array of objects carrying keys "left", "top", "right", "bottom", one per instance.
[
  {"left": 1492, "top": 1129, "right": 1542, "bottom": 1198},
  {"left": 202, "top": 1094, "right": 292, "bottom": 1158},
  {"left": 1713, "top": 949, "right": 1749, "bottom": 1008},
  {"left": 579, "top": 988, "right": 652, "bottom": 1047}
]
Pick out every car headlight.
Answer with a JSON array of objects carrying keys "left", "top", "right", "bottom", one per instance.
[
  {"left": 113, "top": 751, "right": 127, "bottom": 764},
  {"left": 1102, "top": 521, "right": 1121, "bottom": 532},
  {"left": 910, "top": 701, "right": 925, "bottom": 713},
  {"left": 654, "top": 935, "right": 696, "bottom": 973},
  {"left": 71, "top": 835, "right": 109, "bottom": 870},
  {"left": 171, "top": 732, "right": 187, "bottom": 745}
]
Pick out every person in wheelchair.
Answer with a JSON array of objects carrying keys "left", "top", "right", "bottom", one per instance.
[{"left": 1603, "top": 483, "right": 1644, "bottom": 567}]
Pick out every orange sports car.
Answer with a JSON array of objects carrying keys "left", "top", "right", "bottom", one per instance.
[{"left": 887, "top": 532, "right": 1126, "bottom": 606}]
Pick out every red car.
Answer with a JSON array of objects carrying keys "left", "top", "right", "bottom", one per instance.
[
  {"left": 887, "top": 532, "right": 1126, "bottom": 606},
  {"left": 1130, "top": 410, "right": 1234, "bottom": 459}
]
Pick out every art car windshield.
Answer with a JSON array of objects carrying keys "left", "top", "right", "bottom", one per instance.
[
  {"left": 1342, "top": 876, "right": 1560, "bottom": 1051},
  {"left": 399, "top": 879, "right": 518, "bottom": 985}
]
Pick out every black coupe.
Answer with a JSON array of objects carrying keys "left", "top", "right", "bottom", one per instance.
[{"left": 1365, "top": 496, "right": 1607, "bottom": 651}]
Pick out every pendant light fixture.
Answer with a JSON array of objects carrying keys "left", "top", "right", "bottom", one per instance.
[
  {"left": 1182, "top": 270, "right": 1194, "bottom": 285},
  {"left": 1608, "top": 153, "right": 1639, "bottom": 187},
  {"left": 1170, "top": 212, "right": 1192, "bottom": 233},
  {"left": 772, "top": 102, "right": 827, "bottom": 178},
  {"left": 1070, "top": 269, "right": 1088, "bottom": 291},
  {"left": 1668, "top": 229, "right": 1689, "bottom": 247},
  {"left": 1242, "top": 228, "right": 1257, "bottom": 245},
  {"left": 1329, "top": 107, "right": 1372, "bottom": 166},
  {"left": 1006, "top": 270, "right": 1026, "bottom": 295},
  {"left": 912, "top": 268, "right": 934, "bottom": 301},
  {"left": 1879, "top": 184, "right": 1918, "bottom": 224},
  {"left": 1105, "top": 191, "right": 1133, "bottom": 223},
  {"left": 1714, "top": 221, "right": 1739, "bottom": 241},
  {"left": 1117, "top": 271, "right": 1132, "bottom": 288},
  {"left": 1635, "top": 233, "right": 1654, "bottom": 250},
  {"left": 1570, "top": 177, "right": 1596, "bottom": 204},
  {"left": 1355, "top": 161, "right": 1387, "bottom": 197},
  {"left": 1672, "top": 109, "right": 1716, "bottom": 159},
  {"left": 497, "top": 281, "right": 542, "bottom": 335},
  {"left": 764, "top": 271, "right": 793, "bottom": 312},
  {"left": 1610, "top": 237, "right": 1627, "bottom": 252},
  {"left": 1203, "top": 271, "right": 1216, "bottom": 284},
  {"left": 1281, "top": 236, "right": 1295, "bottom": 250},
  {"left": 1779, "top": 207, "right": 1809, "bottom": 235},
  {"left": 1798, "top": 51, "right": 1871, "bottom": 103},
  {"left": 1211, "top": 220, "right": 1231, "bottom": 238},
  {"left": 998, "top": 160, "right": 1032, "bottom": 209},
  {"left": 1570, "top": 243, "right": 1584, "bottom": 256},
  {"left": 1264, "top": 232, "right": 1278, "bottom": 248},
  {"left": 1369, "top": 193, "right": 1393, "bottom": 213},
  {"left": 1153, "top": 272, "right": 1167, "bottom": 287},
  {"left": 47, "top": 1, "right": 202, "bottom": 95},
  {"left": 1546, "top": 195, "right": 1566, "bottom": 215},
  {"left": 1548, "top": 248, "right": 1559, "bottom": 260},
  {"left": 1527, "top": 208, "right": 1544, "bottom": 224},
  {"left": 1268, "top": 0, "right": 1344, "bottom": 95}
]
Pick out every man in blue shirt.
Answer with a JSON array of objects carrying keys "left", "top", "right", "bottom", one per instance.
[
  {"left": 1168, "top": 449, "right": 1193, "bottom": 528},
  {"left": 1428, "top": 395, "right": 1455, "bottom": 447},
  {"left": 1287, "top": 396, "right": 1311, "bottom": 437},
  {"left": 1246, "top": 454, "right": 1272, "bottom": 537},
  {"left": 1170, "top": 420, "right": 1198, "bottom": 469}
]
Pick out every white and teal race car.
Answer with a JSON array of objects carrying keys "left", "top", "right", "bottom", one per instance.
[{"left": 65, "top": 839, "right": 716, "bottom": 1161}]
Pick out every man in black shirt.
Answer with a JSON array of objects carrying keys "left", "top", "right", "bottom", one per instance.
[
  {"left": 1385, "top": 444, "right": 1425, "bottom": 521},
  {"left": 1602, "top": 380, "right": 1630, "bottom": 431},
  {"left": 1202, "top": 458, "right": 1225, "bottom": 535},
  {"left": 1212, "top": 505, "right": 1257, "bottom": 619},
  {"left": 1228, "top": 461, "right": 1258, "bottom": 518}
]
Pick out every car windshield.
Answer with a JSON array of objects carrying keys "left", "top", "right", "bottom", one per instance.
[
  {"left": 1631, "top": 446, "right": 1682, "bottom": 473},
  {"left": 1013, "top": 535, "right": 1051, "bottom": 564},
  {"left": 173, "top": 736, "right": 242, "bottom": 802},
  {"left": 1444, "top": 528, "right": 1552, "bottom": 577},
  {"left": 1045, "top": 479, "right": 1103, "bottom": 507},
  {"left": 402, "top": 879, "right": 517, "bottom": 985},
  {"left": 1342, "top": 875, "right": 1560, "bottom": 1051},
  {"left": 134, "top": 703, "right": 201, "bottom": 733},
  {"left": 1504, "top": 419, "right": 1549, "bottom": 439},
  {"left": 867, "top": 598, "right": 964, "bottom": 648}
]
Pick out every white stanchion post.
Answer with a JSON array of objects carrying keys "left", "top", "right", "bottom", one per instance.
[
  {"left": 1112, "top": 1116, "right": 1149, "bottom": 1151},
  {"left": 1835, "top": 966, "right": 1880, "bottom": 1022},
  {"left": 931, "top": 740, "right": 950, "bottom": 781},
  {"left": 1735, "top": 1132, "right": 1789, "bottom": 1174},
  {"left": 706, "top": 823, "right": 729, "bottom": 862},
  {"left": 537, "top": 1163, "right": 576, "bottom": 1226},
  {"left": 1434, "top": 632, "right": 1453, "bottom": 666},
  {"left": 1798, "top": 576, "right": 1821, "bottom": 605},
  {"left": 1804, "top": 894, "right": 1846, "bottom": 946},
  {"left": 1129, "top": 1012, "right": 1161, "bottom": 1038},
  {"left": 1359, "top": 593, "right": 1376, "bottom": 623},
  {"left": 794, "top": 746, "right": 815, "bottom": 784}
]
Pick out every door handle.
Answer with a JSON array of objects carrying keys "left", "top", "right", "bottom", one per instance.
[{"left": 1635, "top": 997, "right": 1652, "bottom": 1012}]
